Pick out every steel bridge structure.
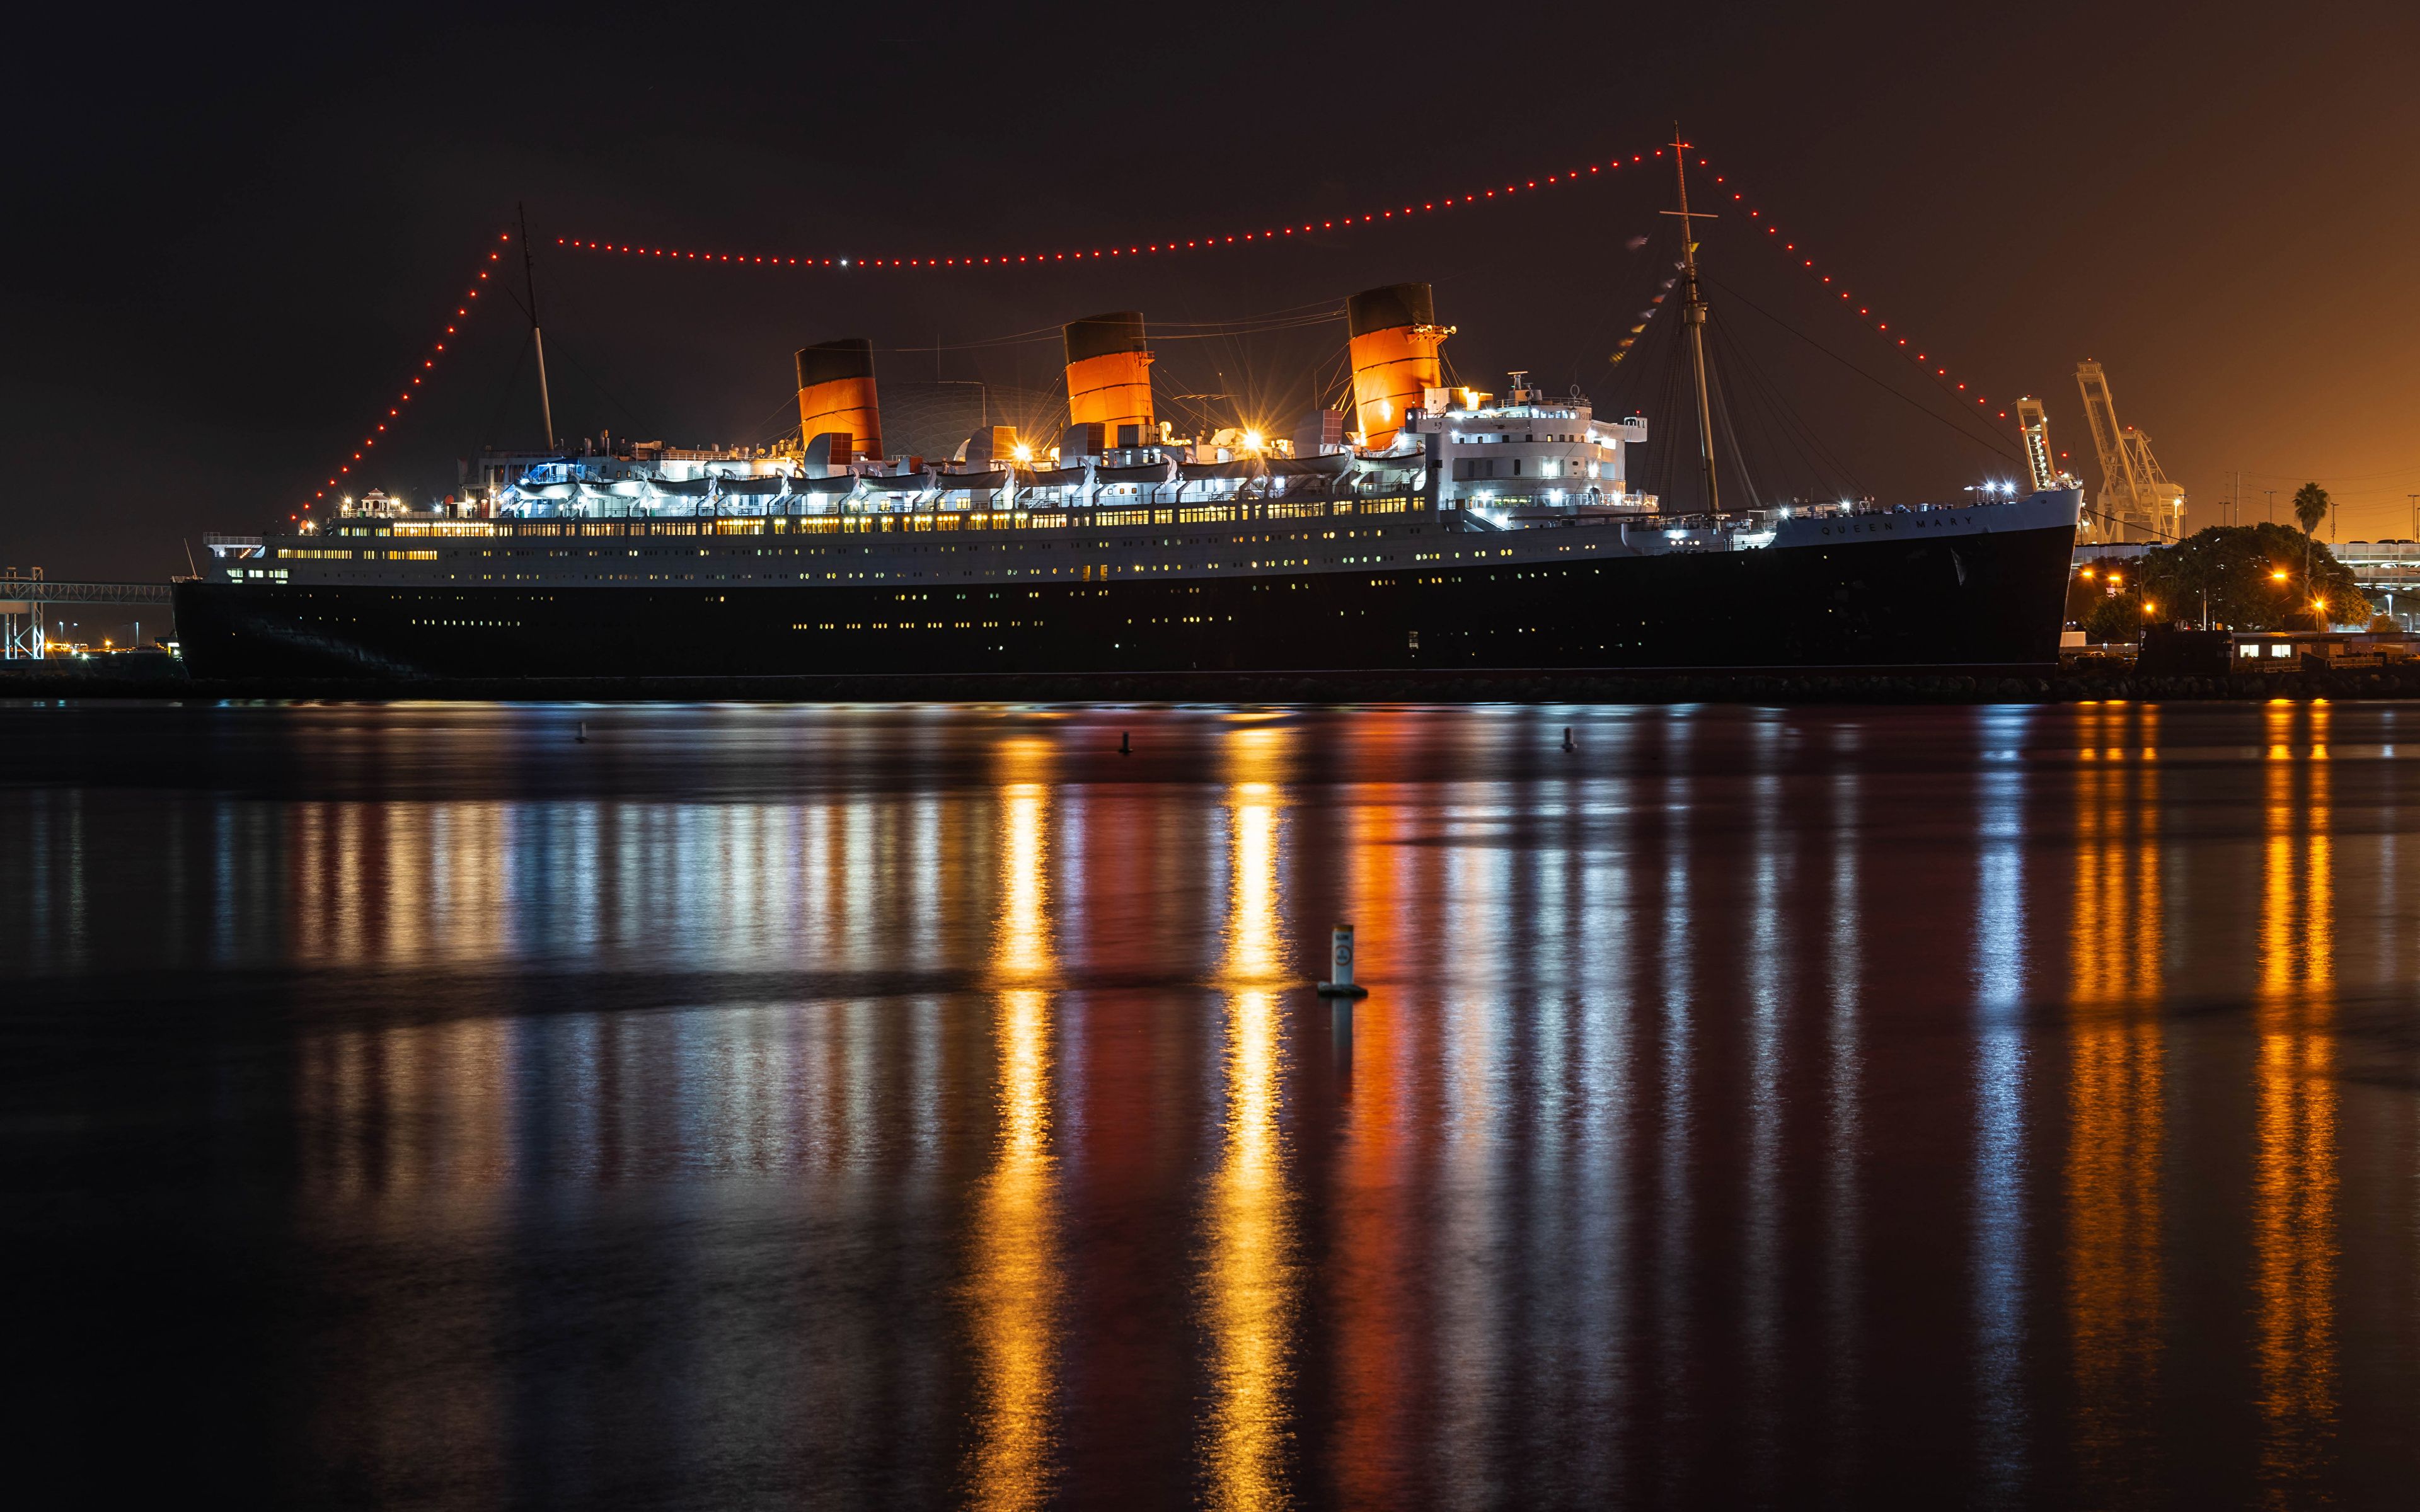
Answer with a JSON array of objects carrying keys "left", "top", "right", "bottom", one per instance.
[{"left": 1, "top": 578, "right": 177, "bottom": 659}]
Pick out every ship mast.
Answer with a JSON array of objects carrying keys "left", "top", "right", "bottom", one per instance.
[
  {"left": 1661, "top": 130, "right": 1719, "bottom": 513},
  {"left": 519, "top": 203, "right": 556, "bottom": 452}
]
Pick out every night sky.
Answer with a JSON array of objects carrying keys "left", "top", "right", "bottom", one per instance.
[{"left": 6, "top": 1, "right": 2416, "bottom": 583}]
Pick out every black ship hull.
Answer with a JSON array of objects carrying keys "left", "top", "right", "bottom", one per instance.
[{"left": 173, "top": 519, "right": 2077, "bottom": 683}]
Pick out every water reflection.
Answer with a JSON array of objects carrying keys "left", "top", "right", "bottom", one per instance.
[
  {"left": 1740, "top": 733, "right": 1792, "bottom": 1498},
  {"left": 2255, "top": 702, "right": 2340, "bottom": 1503},
  {"left": 1330, "top": 777, "right": 1419, "bottom": 1507},
  {"left": 1436, "top": 765, "right": 1511, "bottom": 1498},
  {"left": 1822, "top": 762, "right": 1865, "bottom": 1493},
  {"left": 965, "top": 740, "right": 1064, "bottom": 1509},
  {"left": 1199, "top": 729, "right": 1299, "bottom": 1510},
  {"left": 2063, "top": 704, "right": 2166, "bottom": 1503},
  {"left": 4, "top": 702, "right": 2415, "bottom": 1507},
  {"left": 1653, "top": 714, "right": 1698, "bottom": 1470},
  {"left": 1973, "top": 710, "right": 2032, "bottom": 1504},
  {"left": 296, "top": 1017, "right": 519, "bottom": 1200}
]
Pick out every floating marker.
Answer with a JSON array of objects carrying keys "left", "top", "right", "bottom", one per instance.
[
  {"left": 1119, "top": 730, "right": 1131, "bottom": 755},
  {"left": 1317, "top": 924, "right": 1369, "bottom": 999},
  {"left": 1562, "top": 726, "right": 1575, "bottom": 752},
  {"left": 576, "top": 719, "right": 588, "bottom": 743}
]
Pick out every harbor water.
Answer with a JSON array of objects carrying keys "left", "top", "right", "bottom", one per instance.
[{"left": 5, "top": 699, "right": 2417, "bottom": 1507}]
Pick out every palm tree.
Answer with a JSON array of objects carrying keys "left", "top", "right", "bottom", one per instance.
[
  {"left": 2293, "top": 481, "right": 2330, "bottom": 536},
  {"left": 2292, "top": 482, "right": 2333, "bottom": 624}
]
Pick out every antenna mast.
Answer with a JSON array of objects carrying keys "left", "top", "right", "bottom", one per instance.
[
  {"left": 1661, "top": 129, "right": 1720, "bottom": 513},
  {"left": 519, "top": 203, "right": 556, "bottom": 452}
]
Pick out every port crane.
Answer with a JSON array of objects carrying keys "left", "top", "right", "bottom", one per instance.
[
  {"left": 2014, "top": 395, "right": 2073, "bottom": 496},
  {"left": 2073, "top": 360, "right": 2185, "bottom": 542}
]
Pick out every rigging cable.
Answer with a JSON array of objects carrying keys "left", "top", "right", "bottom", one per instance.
[
  {"left": 1707, "top": 275, "right": 2022, "bottom": 464},
  {"left": 1707, "top": 309, "right": 1864, "bottom": 500},
  {"left": 1705, "top": 334, "right": 1763, "bottom": 510}
]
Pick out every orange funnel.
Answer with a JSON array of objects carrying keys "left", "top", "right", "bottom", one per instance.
[
  {"left": 1063, "top": 312, "right": 1155, "bottom": 447},
  {"left": 795, "top": 338, "right": 880, "bottom": 463},
  {"left": 1347, "top": 284, "right": 1445, "bottom": 449}
]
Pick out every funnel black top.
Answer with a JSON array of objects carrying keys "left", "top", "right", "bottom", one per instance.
[
  {"left": 1063, "top": 311, "right": 1148, "bottom": 365},
  {"left": 1346, "top": 283, "right": 1435, "bottom": 338},
  {"left": 795, "top": 337, "right": 876, "bottom": 390}
]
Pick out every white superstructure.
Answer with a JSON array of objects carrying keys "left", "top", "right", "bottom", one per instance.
[{"left": 1400, "top": 371, "right": 1653, "bottom": 513}]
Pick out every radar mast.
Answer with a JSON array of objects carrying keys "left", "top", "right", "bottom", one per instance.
[{"left": 1661, "top": 129, "right": 1720, "bottom": 513}]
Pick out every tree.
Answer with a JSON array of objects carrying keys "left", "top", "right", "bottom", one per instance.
[
  {"left": 2083, "top": 592, "right": 2146, "bottom": 644},
  {"left": 2132, "top": 522, "right": 2370, "bottom": 630},
  {"left": 2293, "top": 481, "right": 2331, "bottom": 537}
]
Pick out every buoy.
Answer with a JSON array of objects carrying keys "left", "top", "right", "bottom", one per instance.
[
  {"left": 576, "top": 720, "right": 589, "bottom": 744},
  {"left": 1562, "top": 726, "right": 1574, "bottom": 752},
  {"left": 1317, "top": 924, "right": 1370, "bottom": 999},
  {"left": 1119, "top": 730, "right": 1131, "bottom": 755}
]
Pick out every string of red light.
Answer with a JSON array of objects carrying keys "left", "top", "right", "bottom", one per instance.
[
  {"left": 299, "top": 231, "right": 513, "bottom": 518},
  {"left": 1691, "top": 156, "right": 2015, "bottom": 432},
  {"left": 550, "top": 145, "right": 1685, "bottom": 272},
  {"left": 551, "top": 147, "right": 2017, "bottom": 438},
  {"left": 321, "top": 149, "right": 2020, "bottom": 513}
]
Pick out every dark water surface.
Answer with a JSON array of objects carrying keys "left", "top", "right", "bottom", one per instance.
[{"left": 6, "top": 700, "right": 2418, "bottom": 1509}]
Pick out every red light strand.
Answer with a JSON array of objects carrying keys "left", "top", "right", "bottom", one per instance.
[
  {"left": 550, "top": 148, "right": 2016, "bottom": 439},
  {"left": 312, "top": 152, "right": 2022, "bottom": 519},
  {"left": 552, "top": 146, "right": 1682, "bottom": 272},
  {"left": 302, "top": 231, "right": 512, "bottom": 516},
  {"left": 1692, "top": 156, "right": 2015, "bottom": 429}
]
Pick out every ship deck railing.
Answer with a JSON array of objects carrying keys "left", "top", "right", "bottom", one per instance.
[{"left": 328, "top": 492, "right": 1437, "bottom": 541}]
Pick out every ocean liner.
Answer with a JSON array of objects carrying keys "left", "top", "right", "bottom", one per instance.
[{"left": 175, "top": 166, "right": 2080, "bottom": 682}]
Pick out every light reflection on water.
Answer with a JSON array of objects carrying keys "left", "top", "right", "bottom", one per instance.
[
  {"left": 1202, "top": 747, "right": 1295, "bottom": 1511},
  {"left": 1971, "top": 712, "right": 2031, "bottom": 1506},
  {"left": 5, "top": 700, "right": 2419, "bottom": 1508},
  {"left": 2062, "top": 703, "right": 2165, "bottom": 1507},
  {"left": 965, "top": 739, "right": 1061, "bottom": 1511},
  {"left": 2256, "top": 701, "right": 2340, "bottom": 1505}
]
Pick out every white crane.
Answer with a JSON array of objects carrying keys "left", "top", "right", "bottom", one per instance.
[{"left": 2073, "top": 361, "right": 2185, "bottom": 542}]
